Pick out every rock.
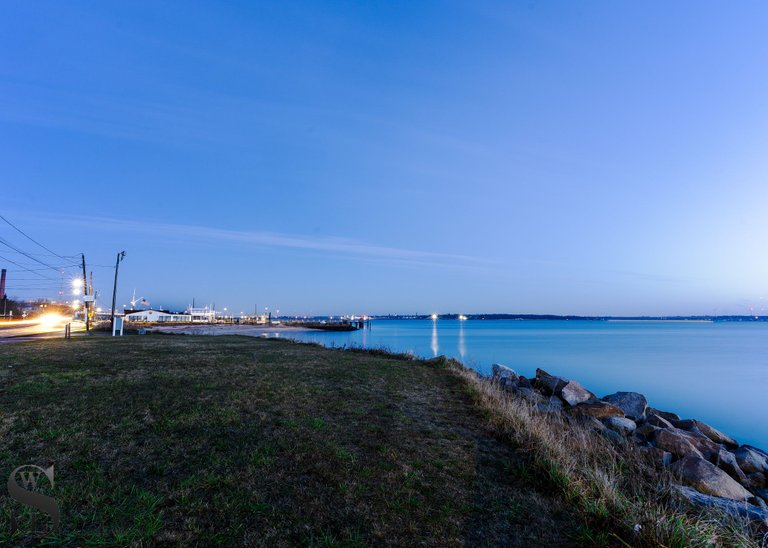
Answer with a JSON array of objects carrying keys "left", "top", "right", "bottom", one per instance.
[
  {"left": 655, "top": 429, "right": 704, "bottom": 459},
  {"left": 602, "top": 392, "right": 648, "bottom": 421},
  {"left": 603, "top": 416, "right": 637, "bottom": 436},
  {"left": 646, "top": 414, "right": 674, "bottom": 429},
  {"left": 516, "top": 376, "right": 533, "bottom": 389},
  {"left": 635, "top": 423, "right": 661, "bottom": 442},
  {"left": 631, "top": 433, "right": 652, "bottom": 447},
  {"left": 534, "top": 368, "right": 568, "bottom": 396},
  {"left": 678, "top": 430, "right": 721, "bottom": 460},
  {"left": 559, "top": 380, "right": 594, "bottom": 406},
  {"left": 536, "top": 396, "right": 563, "bottom": 414},
  {"left": 713, "top": 449, "right": 748, "bottom": 485},
  {"left": 571, "top": 401, "right": 625, "bottom": 419},
  {"left": 647, "top": 407, "right": 680, "bottom": 422},
  {"left": 753, "top": 496, "right": 768, "bottom": 510},
  {"left": 511, "top": 386, "right": 544, "bottom": 404},
  {"left": 757, "top": 488, "right": 768, "bottom": 503},
  {"left": 492, "top": 363, "right": 518, "bottom": 382},
  {"left": 746, "top": 445, "right": 768, "bottom": 458},
  {"left": 732, "top": 446, "right": 768, "bottom": 475},
  {"left": 745, "top": 472, "right": 766, "bottom": 490},
  {"left": 501, "top": 379, "right": 519, "bottom": 391},
  {"left": 638, "top": 446, "right": 673, "bottom": 467},
  {"left": 675, "top": 486, "right": 768, "bottom": 528},
  {"left": 674, "top": 419, "right": 738, "bottom": 448},
  {"left": 671, "top": 455, "right": 753, "bottom": 501},
  {"left": 602, "top": 428, "right": 625, "bottom": 445}
]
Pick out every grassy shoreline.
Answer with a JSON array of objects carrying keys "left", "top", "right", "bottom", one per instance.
[{"left": 0, "top": 335, "right": 761, "bottom": 546}]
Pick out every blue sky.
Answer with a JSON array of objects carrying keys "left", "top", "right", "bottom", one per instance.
[{"left": 2, "top": 1, "right": 768, "bottom": 316}]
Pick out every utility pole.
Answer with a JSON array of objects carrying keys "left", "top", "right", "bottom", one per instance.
[
  {"left": 0, "top": 268, "right": 6, "bottom": 319},
  {"left": 110, "top": 251, "right": 126, "bottom": 331},
  {"left": 81, "top": 254, "right": 90, "bottom": 334}
]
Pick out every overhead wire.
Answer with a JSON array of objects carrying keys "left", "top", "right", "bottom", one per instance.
[
  {"left": 0, "top": 215, "right": 91, "bottom": 299},
  {"left": 0, "top": 253, "right": 59, "bottom": 280},
  {"left": 0, "top": 236, "right": 72, "bottom": 272},
  {"left": 0, "top": 214, "right": 74, "bottom": 260}
]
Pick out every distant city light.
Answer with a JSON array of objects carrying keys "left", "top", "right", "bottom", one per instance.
[{"left": 431, "top": 314, "right": 438, "bottom": 320}]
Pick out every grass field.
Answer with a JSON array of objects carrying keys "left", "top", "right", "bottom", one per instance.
[{"left": 0, "top": 335, "right": 581, "bottom": 546}]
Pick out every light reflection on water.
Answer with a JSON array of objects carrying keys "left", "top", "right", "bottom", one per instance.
[
  {"left": 431, "top": 320, "right": 439, "bottom": 357},
  {"left": 288, "top": 319, "right": 768, "bottom": 448}
]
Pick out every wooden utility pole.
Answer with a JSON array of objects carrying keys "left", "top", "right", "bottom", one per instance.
[{"left": 81, "top": 254, "right": 90, "bottom": 334}]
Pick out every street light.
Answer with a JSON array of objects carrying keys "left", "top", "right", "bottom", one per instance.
[{"left": 110, "top": 251, "right": 126, "bottom": 331}]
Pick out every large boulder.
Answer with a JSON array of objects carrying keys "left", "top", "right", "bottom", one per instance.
[
  {"left": 559, "top": 380, "right": 594, "bottom": 406},
  {"left": 671, "top": 455, "right": 753, "bottom": 501},
  {"left": 571, "top": 401, "right": 625, "bottom": 419},
  {"left": 675, "top": 486, "right": 768, "bottom": 528},
  {"left": 745, "top": 472, "right": 766, "bottom": 491},
  {"left": 511, "top": 386, "right": 545, "bottom": 404},
  {"left": 674, "top": 419, "right": 738, "bottom": 448},
  {"left": 603, "top": 416, "right": 637, "bottom": 436},
  {"left": 646, "top": 414, "right": 674, "bottom": 429},
  {"left": 602, "top": 428, "right": 625, "bottom": 445},
  {"left": 713, "top": 449, "right": 748, "bottom": 485},
  {"left": 492, "top": 363, "right": 518, "bottom": 382},
  {"left": 655, "top": 428, "right": 703, "bottom": 459},
  {"left": 516, "top": 376, "right": 533, "bottom": 389},
  {"left": 732, "top": 446, "right": 768, "bottom": 475},
  {"left": 534, "top": 368, "right": 568, "bottom": 396},
  {"left": 647, "top": 407, "right": 680, "bottom": 422},
  {"left": 635, "top": 423, "right": 661, "bottom": 442},
  {"left": 602, "top": 392, "right": 648, "bottom": 420},
  {"left": 536, "top": 396, "right": 564, "bottom": 414},
  {"left": 678, "top": 430, "right": 721, "bottom": 461}
]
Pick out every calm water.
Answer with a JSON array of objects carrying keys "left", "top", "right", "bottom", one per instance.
[{"left": 286, "top": 320, "right": 768, "bottom": 448}]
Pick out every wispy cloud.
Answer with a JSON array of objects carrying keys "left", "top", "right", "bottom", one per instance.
[{"left": 31, "top": 213, "right": 488, "bottom": 270}]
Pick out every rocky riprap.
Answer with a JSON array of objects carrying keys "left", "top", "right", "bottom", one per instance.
[{"left": 491, "top": 363, "right": 768, "bottom": 526}]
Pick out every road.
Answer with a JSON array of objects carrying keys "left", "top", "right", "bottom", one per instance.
[{"left": 0, "top": 315, "right": 85, "bottom": 342}]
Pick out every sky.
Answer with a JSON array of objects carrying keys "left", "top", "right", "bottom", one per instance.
[{"left": 2, "top": 1, "right": 768, "bottom": 316}]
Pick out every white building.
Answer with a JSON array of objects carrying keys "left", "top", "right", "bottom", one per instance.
[
  {"left": 124, "top": 309, "right": 192, "bottom": 323},
  {"left": 187, "top": 306, "right": 216, "bottom": 322}
]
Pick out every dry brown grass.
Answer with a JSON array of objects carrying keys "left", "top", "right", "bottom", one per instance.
[{"left": 447, "top": 359, "right": 763, "bottom": 547}]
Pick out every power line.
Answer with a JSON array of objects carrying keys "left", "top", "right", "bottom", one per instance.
[
  {"left": 0, "top": 248, "right": 79, "bottom": 259},
  {"left": 4, "top": 265, "right": 79, "bottom": 272},
  {"left": 0, "top": 214, "right": 72, "bottom": 260},
  {"left": 0, "top": 253, "right": 59, "bottom": 280},
  {"left": 0, "top": 236, "right": 70, "bottom": 272}
]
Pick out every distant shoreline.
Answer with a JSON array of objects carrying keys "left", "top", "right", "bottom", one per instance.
[
  {"left": 606, "top": 319, "right": 713, "bottom": 323},
  {"left": 370, "top": 314, "right": 766, "bottom": 322}
]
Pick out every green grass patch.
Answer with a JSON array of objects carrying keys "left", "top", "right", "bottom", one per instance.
[{"left": 0, "top": 336, "right": 580, "bottom": 545}]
